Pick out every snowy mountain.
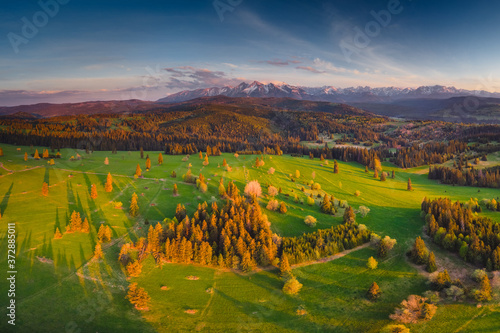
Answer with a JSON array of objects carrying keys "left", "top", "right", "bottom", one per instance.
[{"left": 158, "top": 81, "right": 500, "bottom": 103}]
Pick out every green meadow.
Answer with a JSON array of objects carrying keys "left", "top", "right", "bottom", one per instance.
[{"left": 0, "top": 143, "right": 499, "bottom": 332}]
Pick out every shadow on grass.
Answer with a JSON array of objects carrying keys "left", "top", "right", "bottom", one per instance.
[{"left": 0, "top": 182, "right": 13, "bottom": 215}]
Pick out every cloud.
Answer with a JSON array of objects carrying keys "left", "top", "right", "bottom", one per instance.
[
  {"left": 161, "top": 66, "right": 245, "bottom": 90},
  {"left": 259, "top": 59, "right": 302, "bottom": 66},
  {"left": 295, "top": 66, "right": 325, "bottom": 74}
]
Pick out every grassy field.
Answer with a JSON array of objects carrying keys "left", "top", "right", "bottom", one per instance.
[{"left": 0, "top": 143, "right": 499, "bottom": 332}]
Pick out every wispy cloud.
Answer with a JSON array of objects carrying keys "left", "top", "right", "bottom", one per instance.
[
  {"left": 162, "top": 66, "right": 245, "bottom": 90},
  {"left": 259, "top": 59, "right": 302, "bottom": 66},
  {"left": 296, "top": 66, "right": 325, "bottom": 74}
]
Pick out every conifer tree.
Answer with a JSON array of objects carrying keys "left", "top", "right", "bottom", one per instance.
[
  {"left": 94, "top": 242, "right": 104, "bottom": 259},
  {"left": 392, "top": 170, "right": 395, "bottom": 179},
  {"left": 158, "top": 153, "right": 163, "bottom": 165},
  {"left": 218, "top": 183, "right": 226, "bottom": 196},
  {"left": 173, "top": 184, "right": 178, "bottom": 196},
  {"left": 140, "top": 147, "right": 144, "bottom": 159},
  {"left": 409, "top": 236, "right": 428, "bottom": 265},
  {"left": 374, "top": 169, "right": 379, "bottom": 179},
  {"left": 146, "top": 156, "right": 151, "bottom": 170},
  {"left": 333, "top": 160, "right": 339, "bottom": 174},
  {"left": 105, "top": 172, "right": 113, "bottom": 192},
  {"left": 380, "top": 172, "right": 386, "bottom": 181},
  {"left": 43, "top": 149, "right": 49, "bottom": 158},
  {"left": 321, "top": 194, "right": 332, "bottom": 214},
  {"left": 343, "top": 206, "right": 356, "bottom": 223},
  {"left": 199, "top": 151, "right": 203, "bottom": 159},
  {"left": 367, "top": 256, "right": 378, "bottom": 269},
  {"left": 367, "top": 282, "right": 381, "bottom": 300},
  {"left": 42, "top": 182, "right": 49, "bottom": 196},
  {"left": 203, "top": 155, "right": 209, "bottom": 166},
  {"left": 135, "top": 164, "right": 142, "bottom": 177},
  {"left": 365, "top": 165, "right": 369, "bottom": 173},
  {"left": 104, "top": 157, "right": 109, "bottom": 165},
  {"left": 70, "top": 211, "right": 82, "bottom": 231},
  {"left": 126, "top": 282, "right": 150, "bottom": 309},
  {"left": 295, "top": 170, "right": 300, "bottom": 178},
  {"left": 130, "top": 192, "right": 139, "bottom": 217},
  {"left": 81, "top": 218, "right": 90, "bottom": 233},
  {"left": 90, "top": 184, "right": 98, "bottom": 199},
  {"left": 54, "top": 227, "right": 62, "bottom": 239},
  {"left": 222, "top": 158, "right": 227, "bottom": 167},
  {"left": 426, "top": 252, "right": 437, "bottom": 273},
  {"left": 407, "top": 178, "right": 413, "bottom": 191},
  {"left": 34, "top": 149, "right": 40, "bottom": 159},
  {"left": 477, "top": 274, "right": 492, "bottom": 301},
  {"left": 24, "top": 152, "right": 28, "bottom": 161},
  {"left": 280, "top": 253, "right": 292, "bottom": 278}
]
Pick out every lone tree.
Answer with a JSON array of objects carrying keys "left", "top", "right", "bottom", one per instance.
[
  {"left": 130, "top": 192, "right": 139, "bottom": 217},
  {"left": 244, "top": 180, "right": 262, "bottom": 197},
  {"left": 104, "top": 157, "right": 109, "bottom": 165},
  {"left": 42, "top": 182, "right": 49, "bottom": 196},
  {"left": 333, "top": 160, "right": 339, "bottom": 174},
  {"left": 173, "top": 184, "right": 178, "bottom": 196},
  {"left": 367, "top": 256, "right": 378, "bottom": 270},
  {"left": 279, "top": 202, "right": 287, "bottom": 214},
  {"left": 158, "top": 153, "right": 163, "bottom": 165},
  {"left": 426, "top": 252, "right": 437, "bottom": 273},
  {"left": 94, "top": 242, "right": 104, "bottom": 259},
  {"left": 126, "top": 283, "right": 151, "bottom": 310},
  {"left": 34, "top": 149, "right": 40, "bottom": 160},
  {"left": 90, "top": 184, "right": 98, "bottom": 199},
  {"left": 24, "top": 152, "right": 28, "bottom": 161},
  {"left": 146, "top": 156, "right": 151, "bottom": 170},
  {"left": 407, "top": 178, "right": 413, "bottom": 191},
  {"left": 54, "top": 227, "right": 63, "bottom": 239},
  {"left": 367, "top": 282, "right": 381, "bottom": 300},
  {"left": 135, "top": 164, "right": 142, "bottom": 177},
  {"left": 380, "top": 172, "right": 386, "bottom": 181},
  {"left": 365, "top": 165, "right": 369, "bottom": 173},
  {"left": 140, "top": 147, "right": 144, "bottom": 159},
  {"left": 105, "top": 173, "right": 113, "bottom": 192},
  {"left": 374, "top": 169, "right": 379, "bottom": 179},
  {"left": 203, "top": 155, "right": 209, "bottom": 166}
]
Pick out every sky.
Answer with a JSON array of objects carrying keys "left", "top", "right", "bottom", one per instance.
[{"left": 1, "top": 0, "right": 500, "bottom": 106}]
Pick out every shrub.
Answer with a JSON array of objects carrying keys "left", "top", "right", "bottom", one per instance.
[
  {"left": 367, "top": 282, "right": 381, "bottom": 300},
  {"left": 279, "top": 202, "right": 287, "bottom": 214},
  {"left": 306, "top": 197, "right": 315, "bottom": 206},
  {"left": 268, "top": 167, "right": 275, "bottom": 175},
  {"left": 268, "top": 186, "right": 278, "bottom": 197},
  {"left": 283, "top": 277, "right": 303, "bottom": 295},
  {"left": 244, "top": 180, "right": 262, "bottom": 197},
  {"left": 354, "top": 190, "right": 361, "bottom": 197},
  {"left": 380, "top": 325, "right": 410, "bottom": 333},
  {"left": 304, "top": 215, "right": 317, "bottom": 227},
  {"left": 389, "top": 295, "right": 437, "bottom": 323},
  {"left": 358, "top": 206, "right": 370, "bottom": 217},
  {"left": 267, "top": 199, "right": 279, "bottom": 211},
  {"left": 471, "top": 269, "right": 487, "bottom": 283}
]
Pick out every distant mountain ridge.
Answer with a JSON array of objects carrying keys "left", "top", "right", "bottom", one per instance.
[{"left": 157, "top": 81, "right": 500, "bottom": 104}]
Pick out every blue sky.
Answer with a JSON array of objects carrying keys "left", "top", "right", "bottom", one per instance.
[{"left": 1, "top": 0, "right": 500, "bottom": 105}]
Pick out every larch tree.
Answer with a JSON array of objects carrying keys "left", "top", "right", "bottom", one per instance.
[
  {"left": 367, "top": 282, "right": 381, "bottom": 300},
  {"left": 203, "top": 155, "right": 209, "bottom": 166},
  {"left": 280, "top": 253, "right": 292, "bottom": 278},
  {"left": 135, "top": 164, "right": 142, "bottom": 177},
  {"left": 105, "top": 173, "right": 113, "bottom": 192},
  {"left": 365, "top": 165, "right": 369, "bottom": 173},
  {"left": 407, "top": 178, "right": 413, "bottom": 191},
  {"left": 94, "top": 242, "right": 104, "bottom": 259},
  {"left": 279, "top": 202, "right": 287, "bottom": 214},
  {"left": 34, "top": 149, "right": 40, "bottom": 160},
  {"left": 42, "top": 182, "right": 49, "bottom": 196},
  {"left": 295, "top": 170, "right": 300, "bottom": 178},
  {"left": 222, "top": 158, "right": 227, "bottom": 167},
  {"left": 158, "top": 153, "right": 163, "bottom": 165},
  {"left": 140, "top": 147, "right": 144, "bottom": 159},
  {"left": 130, "top": 192, "right": 139, "bottom": 217},
  {"left": 70, "top": 211, "right": 82, "bottom": 232},
  {"left": 54, "top": 227, "right": 63, "bottom": 239},
  {"left": 374, "top": 169, "right": 379, "bottom": 179},
  {"left": 333, "top": 160, "right": 339, "bottom": 174},
  {"left": 90, "top": 184, "right": 98, "bottom": 199},
  {"left": 426, "top": 252, "right": 437, "bottom": 273},
  {"left": 146, "top": 156, "right": 151, "bottom": 170},
  {"left": 126, "top": 282, "right": 151, "bottom": 310},
  {"left": 199, "top": 151, "right": 203, "bottom": 159},
  {"left": 81, "top": 218, "right": 90, "bottom": 233},
  {"left": 173, "top": 184, "right": 178, "bottom": 196},
  {"left": 0, "top": 147, "right": 3, "bottom": 156},
  {"left": 380, "top": 172, "right": 387, "bottom": 181},
  {"left": 343, "top": 206, "right": 356, "bottom": 223},
  {"left": 24, "top": 152, "right": 28, "bottom": 161},
  {"left": 104, "top": 157, "right": 109, "bottom": 165},
  {"left": 42, "top": 149, "right": 49, "bottom": 158}
]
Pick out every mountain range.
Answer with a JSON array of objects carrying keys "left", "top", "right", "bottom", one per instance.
[{"left": 157, "top": 81, "right": 500, "bottom": 104}]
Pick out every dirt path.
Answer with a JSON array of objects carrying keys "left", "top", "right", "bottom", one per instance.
[
  {"left": 0, "top": 162, "right": 42, "bottom": 175},
  {"left": 290, "top": 243, "right": 371, "bottom": 269}
]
